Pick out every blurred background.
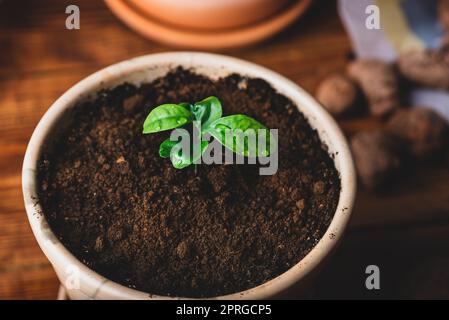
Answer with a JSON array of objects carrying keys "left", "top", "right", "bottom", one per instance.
[{"left": 1, "top": 0, "right": 449, "bottom": 299}]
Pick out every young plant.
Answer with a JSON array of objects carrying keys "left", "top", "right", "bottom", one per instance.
[{"left": 142, "top": 96, "right": 273, "bottom": 169}]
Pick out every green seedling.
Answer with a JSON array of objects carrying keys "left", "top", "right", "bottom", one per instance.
[{"left": 143, "top": 96, "right": 273, "bottom": 169}]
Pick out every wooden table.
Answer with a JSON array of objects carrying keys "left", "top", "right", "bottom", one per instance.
[{"left": 1, "top": 0, "right": 448, "bottom": 299}]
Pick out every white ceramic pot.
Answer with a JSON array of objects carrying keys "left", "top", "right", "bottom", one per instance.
[{"left": 22, "top": 52, "right": 356, "bottom": 300}]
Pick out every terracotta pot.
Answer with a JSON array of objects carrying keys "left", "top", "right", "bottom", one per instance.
[
  {"left": 22, "top": 52, "right": 356, "bottom": 300},
  {"left": 128, "top": 0, "right": 290, "bottom": 30},
  {"left": 105, "top": 0, "right": 313, "bottom": 50}
]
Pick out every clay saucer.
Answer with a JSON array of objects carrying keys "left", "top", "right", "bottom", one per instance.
[{"left": 105, "top": 0, "right": 313, "bottom": 50}]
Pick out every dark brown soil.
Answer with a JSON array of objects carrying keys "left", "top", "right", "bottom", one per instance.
[{"left": 38, "top": 67, "right": 340, "bottom": 297}]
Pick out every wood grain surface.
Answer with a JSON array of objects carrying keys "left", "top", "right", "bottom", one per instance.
[{"left": 1, "top": 0, "right": 448, "bottom": 299}]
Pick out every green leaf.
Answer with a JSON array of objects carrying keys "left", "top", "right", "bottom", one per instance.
[
  {"left": 191, "top": 96, "right": 222, "bottom": 131},
  {"left": 207, "top": 115, "right": 273, "bottom": 157},
  {"left": 178, "top": 102, "right": 192, "bottom": 110},
  {"left": 170, "top": 140, "right": 208, "bottom": 169},
  {"left": 142, "top": 104, "right": 193, "bottom": 134},
  {"left": 159, "top": 138, "right": 178, "bottom": 158}
]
